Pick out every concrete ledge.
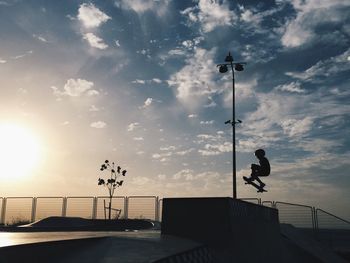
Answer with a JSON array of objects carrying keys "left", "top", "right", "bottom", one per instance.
[{"left": 161, "top": 197, "right": 283, "bottom": 262}]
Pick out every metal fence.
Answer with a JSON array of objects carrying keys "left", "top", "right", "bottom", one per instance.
[
  {"left": 0, "top": 196, "right": 160, "bottom": 225},
  {"left": 0, "top": 196, "right": 349, "bottom": 232},
  {"left": 262, "top": 201, "right": 350, "bottom": 231}
]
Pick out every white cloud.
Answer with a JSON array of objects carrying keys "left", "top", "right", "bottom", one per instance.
[
  {"left": 286, "top": 49, "right": 350, "bottom": 83},
  {"left": 297, "top": 138, "right": 341, "bottom": 154},
  {"left": 115, "top": 40, "right": 121, "bottom": 47},
  {"left": 127, "top": 122, "right": 140, "bottom": 132},
  {"left": 90, "top": 121, "right": 106, "bottom": 128},
  {"left": 152, "top": 78, "right": 162, "bottom": 84},
  {"left": 152, "top": 151, "right": 172, "bottom": 162},
  {"left": 133, "top": 137, "right": 144, "bottom": 141},
  {"left": 167, "top": 49, "right": 187, "bottom": 57},
  {"left": 200, "top": 120, "right": 214, "bottom": 125},
  {"left": 181, "top": 0, "right": 237, "bottom": 33},
  {"left": 143, "top": 98, "right": 153, "bottom": 108},
  {"left": 168, "top": 48, "right": 217, "bottom": 109},
  {"left": 198, "top": 142, "right": 232, "bottom": 156},
  {"left": 188, "top": 114, "right": 197, "bottom": 118},
  {"left": 0, "top": 58, "right": 6, "bottom": 63},
  {"left": 89, "top": 105, "right": 100, "bottom": 112},
  {"left": 12, "top": 50, "right": 33, "bottom": 60},
  {"left": 281, "top": 0, "right": 350, "bottom": 47},
  {"left": 160, "top": 146, "right": 176, "bottom": 151},
  {"left": 281, "top": 117, "right": 313, "bottom": 137},
  {"left": 83, "top": 33, "right": 108, "bottom": 49},
  {"left": 78, "top": 3, "right": 111, "bottom": 28},
  {"left": 52, "top": 78, "right": 98, "bottom": 97},
  {"left": 275, "top": 81, "right": 305, "bottom": 93},
  {"left": 176, "top": 148, "right": 195, "bottom": 156},
  {"left": 32, "top": 34, "right": 48, "bottom": 43},
  {"left": 173, "top": 169, "right": 195, "bottom": 180},
  {"left": 132, "top": 79, "right": 146, "bottom": 84},
  {"left": 115, "top": 0, "right": 170, "bottom": 16}
]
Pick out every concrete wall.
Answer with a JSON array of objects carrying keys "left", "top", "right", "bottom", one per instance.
[{"left": 161, "top": 197, "right": 283, "bottom": 262}]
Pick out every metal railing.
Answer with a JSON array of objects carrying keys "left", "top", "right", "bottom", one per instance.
[
  {"left": 0, "top": 195, "right": 159, "bottom": 225},
  {"left": 262, "top": 201, "right": 350, "bottom": 232},
  {"left": 0, "top": 196, "right": 349, "bottom": 232}
]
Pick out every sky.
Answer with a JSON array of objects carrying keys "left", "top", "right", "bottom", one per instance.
[{"left": 0, "top": 0, "right": 350, "bottom": 219}]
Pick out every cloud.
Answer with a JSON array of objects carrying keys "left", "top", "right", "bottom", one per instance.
[
  {"left": 280, "top": 117, "right": 313, "bottom": 137},
  {"left": 198, "top": 142, "right": 232, "bottom": 156},
  {"left": 90, "top": 121, "right": 106, "bottom": 128},
  {"left": 160, "top": 146, "right": 176, "bottom": 151},
  {"left": 152, "top": 78, "right": 162, "bottom": 84},
  {"left": 83, "top": 33, "right": 108, "bottom": 49},
  {"left": 133, "top": 137, "right": 144, "bottom": 141},
  {"left": 173, "top": 169, "right": 195, "bottom": 180},
  {"left": 188, "top": 114, "right": 197, "bottom": 118},
  {"left": 143, "top": 98, "right": 153, "bottom": 108},
  {"left": 275, "top": 81, "right": 305, "bottom": 93},
  {"left": 132, "top": 79, "right": 162, "bottom": 85},
  {"left": 132, "top": 79, "right": 146, "bottom": 84},
  {"left": 32, "top": 34, "right": 49, "bottom": 43},
  {"left": 0, "top": 58, "right": 6, "bottom": 63},
  {"left": 281, "top": 0, "right": 350, "bottom": 47},
  {"left": 78, "top": 3, "right": 111, "bottom": 28},
  {"left": 181, "top": 0, "right": 237, "bottom": 33},
  {"left": 114, "top": 0, "right": 170, "bottom": 16},
  {"left": 176, "top": 148, "right": 195, "bottom": 156},
  {"left": 286, "top": 49, "right": 350, "bottom": 83},
  {"left": 11, "top": 50, "right": 33, "bottom": 60},
  {"left": 127, "top": 122, "right": 140, "bottom": 132},
  {"left": 168, "top": 48, "right": 217, "bottom": 109},
  {"left": 152, "top": 152, "right": 172, "bottom": 159},
  {"left": 89, "top": 105, "right": 100, "bottom": 112},
  {"left": 200, "top": 120, "right": 214, "bottom": 125},
  {"left": 52, "top": 78, "right": 98, "bottom": 97}
]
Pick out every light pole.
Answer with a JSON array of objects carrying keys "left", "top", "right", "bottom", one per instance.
[{"left": 217, "top": 52, "right": 246, "bottom": 199}]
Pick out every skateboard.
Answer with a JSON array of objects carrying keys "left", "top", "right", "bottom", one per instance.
[{"left": 243, "top": 176, "right": 267, "bottom": 193}]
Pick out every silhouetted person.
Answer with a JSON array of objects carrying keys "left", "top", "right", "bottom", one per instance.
[{"left": 247, "top": 149, "right": 270, "bottom": 188}]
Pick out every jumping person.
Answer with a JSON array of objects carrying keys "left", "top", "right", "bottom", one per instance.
[{"left": 246, "top": 149, "right": 270, "bottom": 189}]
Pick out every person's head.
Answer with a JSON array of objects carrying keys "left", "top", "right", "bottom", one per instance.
[{"left": 255, "top": 149, "right": 265, "bottom": 159}]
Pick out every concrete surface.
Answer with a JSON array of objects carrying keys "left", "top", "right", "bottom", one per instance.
[{"left": 0, "top": 230, "right": 205, "bottom": 263}]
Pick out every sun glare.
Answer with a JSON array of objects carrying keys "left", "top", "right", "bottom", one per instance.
[{"left": 0, "top": 123, "right": 42, "bottom": 179}]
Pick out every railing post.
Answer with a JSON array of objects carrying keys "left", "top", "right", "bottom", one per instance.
[
  {"left": 92, "top": 197, "right": 98, "bottom": 219},
  {"left": 62, "top": 197, "right": 67, "bottom": 217},
  {"left": 124, "top": 196, "right": 128, "bottom": 219},
  {"left": 155, "top": 196, "right": 159, "bottom": 221},
  {"left": 1, "top": 198, "right": 7, "bottom": 225},
  {"left": 31, "top": 197, "right": 37, "bottom": 222}
]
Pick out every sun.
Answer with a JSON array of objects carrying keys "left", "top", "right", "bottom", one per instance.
[{"left": 0, "top": 123, "right": 42, "bottom": 179}]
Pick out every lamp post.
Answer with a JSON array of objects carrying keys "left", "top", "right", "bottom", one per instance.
[{"left": 217, "top": 52, "right": 246, "bottom": 199}]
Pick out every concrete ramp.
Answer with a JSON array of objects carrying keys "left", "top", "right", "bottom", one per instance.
[{"left": 280, "top": 224, "right": 348, "bottom": 263}]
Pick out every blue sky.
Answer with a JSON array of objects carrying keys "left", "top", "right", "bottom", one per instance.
[{"left": 0, "top": 0, "right": 349, "bottom": 219}]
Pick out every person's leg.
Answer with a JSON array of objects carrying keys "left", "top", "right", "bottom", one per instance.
[
  {"left": 250, "top": 164, "right": 260, "bottom": 180},
  {"left": 254, "top": 176, "right": 265, "bottom": 188}
]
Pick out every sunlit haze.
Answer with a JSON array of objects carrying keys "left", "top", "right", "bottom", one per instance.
[
  {"left": 0, "top": 123, "right": 42, "bottom": 179},
  {"left": 0, "top": 0, "right": 349, "bottom": 219}
]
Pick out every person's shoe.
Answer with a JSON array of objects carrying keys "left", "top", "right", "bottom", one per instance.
[{"left": 260, "top": 182, "right": 266, "bottom": 188}]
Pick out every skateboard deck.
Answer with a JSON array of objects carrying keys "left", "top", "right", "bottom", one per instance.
[{"left": 243, "top": 176, "right": 267, "bottom": 193}]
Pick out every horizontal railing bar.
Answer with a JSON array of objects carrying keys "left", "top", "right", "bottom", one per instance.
[{"left": 316, "top": 208, "right": 350, "bottom": 225}]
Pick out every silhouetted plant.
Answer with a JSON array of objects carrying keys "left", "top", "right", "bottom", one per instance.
[{"left": 98, "top": 160, "right": 127, "bottom": 220}]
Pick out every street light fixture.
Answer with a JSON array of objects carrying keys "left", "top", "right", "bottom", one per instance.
[{"left": 217, "top": 52, "right": 246, "bottom": 199}]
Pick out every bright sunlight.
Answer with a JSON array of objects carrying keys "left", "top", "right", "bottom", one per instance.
[{"left": 0, "top": 123, "right": 42, "bottom": 179}]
